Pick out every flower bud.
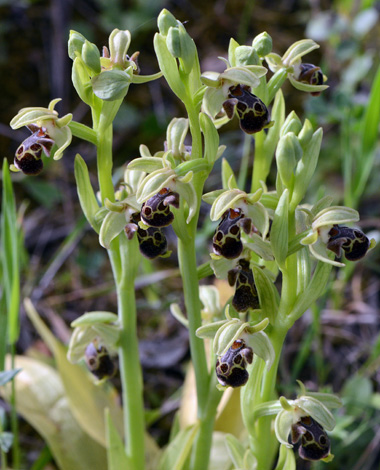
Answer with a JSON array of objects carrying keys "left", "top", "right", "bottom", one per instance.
[
  {"left": 223, "top": 84, "right": 273, "bottom": 134},
  {"left": 252, "top": 32, "right": 273, "bottom": 57},
  {"left": 215, "top": 338, "right": 253, "bottom": 388},
  {"left": 276, "top": 132, "right": 301, "bottom": 187},
  {"left": 157, "top": 9, "right": 178, "bottom": 36},
  {"left": 140, "top": 187, "right": 179, "bottom": 227},
  {"left": 108, "top": 29, "right": 131, "bottom": 68},
  {"left": 166, "top": 23, "right": 196, "bottom": 74},
  {"left": 68, "top": 30, "right": 86, "bottom": 60}
]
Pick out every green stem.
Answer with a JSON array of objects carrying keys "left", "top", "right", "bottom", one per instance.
[
  {"left": 184, "top": 101, "right": 202, "bottom": 160},
  {"left": 251, "top": 131, "right": 266, "bottom": 193},
  {"left": 254, "top": 327, "right": 287, "bottom": 470},
  {"left": 10, "top": 345, "right": 20, "bottom": 470},
  {"left": 96, "top": 125, "right": 115, "bottom": 203},
  {"left": 238, "top": 133, "right": 252, "bottom": 189},
  {"left": 177, "top": 238, "right": 209, "bottom": 412},
  {"left": 111, "top": 237, "right": 145, "bottom": 470}
]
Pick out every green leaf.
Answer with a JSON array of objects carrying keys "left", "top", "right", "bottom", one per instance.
[
  {"left": 0, "top": 368, "right": 21, "bottom": 386},
  {"left": 91, "top": 69, "right": 131, "bottom": 101},
  {"left": 270, "top": 189, "right": 289, "bottom": 269},
  {"left": 154, "top": 33, "right": 186, "bottom": 101},
  {"left": 105, "top": 409, "right": 132, "bottom": 470},
  {"left": 0, "top": 355, "right": 107, "bottom": 470},
  {"left": 74, "top": 154, "right": 101, "bottom": 233},
  {"left": 158, "top": 423, "right": 199, "bottom": 470},
  {"left": 225, "top": 434, "right": 245, "bottom": 468},
  {"left": 1, "top": 159, "right": 20, "bottom": 346},
  {"left": 24, "top": 299, "right": 124, "bottom": 447}
]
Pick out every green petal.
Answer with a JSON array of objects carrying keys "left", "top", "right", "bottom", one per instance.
[
  {"left": 297, "top": 396, "right": 336, "bottom": 431},
  {"left": 210, "top": 189, "right": 246, "bottom": 221},
  {"left": 282, "top": 39, "right": 319, "bottom": 66},
  {"left": 312, "top": 206, "right": 359, "bottom": 230},
  {"left": 288, "top": 74, "right": 329, "bottom": 93},
  {"left": 274, "top": 410, "right": 294, "bottom": 447},
  {"left": 202, "top": 86, "right": 226, "bottom": 119},
  {"left": 71, "top": 312, "right": 118, "bottom": 327},
  {"left": 244, "top": 330, "right": 274, "bottom": 369},
  {"left": 99, "top": 211, "right": 128, "bottom": 249}
]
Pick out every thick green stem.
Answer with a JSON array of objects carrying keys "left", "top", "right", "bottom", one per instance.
[
  {"left": 110, "top": 237, "right": 145, "bottom": 470},
  {"left": 254, "top": 327, "right": 287, "bottom": 470},
  {"left": 177, "top": 238, "right": 209, "bottom": 412},
  {"left": 251, "top": 131, "right": 266, "bottom": 193},
  {"left": 96, "top": 125, "right": 115, "bottom": 203}
]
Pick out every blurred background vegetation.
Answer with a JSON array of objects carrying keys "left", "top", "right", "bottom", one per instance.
[{"left": 1, "top": 0, "right": 380, "bottom": 468}]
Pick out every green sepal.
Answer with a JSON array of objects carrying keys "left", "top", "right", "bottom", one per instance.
[
  {"left": 221, "top": 159, "right": 237, "bottom": 190},
  {"left": 175, "top": 177, "right": 198, "bottom": 224},
  {"left": 309, "top": 238, "right": 345, "bottom": 267},
  {"left": 108, "top": 29, "right": 131, "bottom": 68},
  {"left": 127, "top": 157, "right": 165, "bottom": 173},
  {"left": 219, "top": 66, "right": 267, "bottom": 88},
  {"left": 235, "top": 45, "right": 260, "bottom": 66},
  {"left": 209, "top": 188, "right": 262, "bottom": 221},
  {"left": 297, "top": 396, "right": 336, "bottom": 431},
  {"left": 167, "top": 117, "right": 189, "bottom": 159},
  {"left": 228, "top": 38, "right": 240, "bottom": 67},
  {"left": 274, "top": 409, "right": 295, "bottom": 448},
  {"left": 82, "top": 40, "right": 101, "bottom": 74},
  {"left": 157, "top": 8, "right": 178, "bottom": 36},
  {"left": 291, "top": 128, "right": 323, "bottom": 208},
  {"left": 288, "top": 74, "right": 328, "bottom": 94},
  {"left": 91, "top": 69, "right": 132, "bottom": 101},
  {"left": 311, "top": 206, "right": 359, "bottom": 229},
  {"left": 136, "top": 168, "right": 175, "bottom": 203},
  {"left": 202, "top": 86, "right": 226, "bottom": 119},
  {"left": 99, "top": 211, "right": 128, "bottom": 249},
  {"left": 68, "top": 30, "right": 86, "bottom": 60},
  {"left": 170, "top": 304, "right": 189, "bottom": 328},
  {"left": 200, "top": 112, "right": 220, "bottom": 164},
  {"left": 175, "top": 159, "right": 209, "bottom": 177},
  {"left": 270, "top": 189, "right": 289, "bottom": 269},
  {"left": 196, "top": 320, "right": 229, "bottom": 339},
  {"left": 72, "top": 57, "right": 95, "bottom": 106},
  {"left": 245, "top": 329, "right": 274, "bottom": 369},
  {"left": 251, "top": 265, "right": 280, "bottom": 325},
  {"left": 74, "top": 154, "right": 101, "bottom": 233},
  {"left": 213, "top": 318, "right": 247, "bottom": 356},
  {"left": 71, "top": 312, "right": 119, "bottom": 328},
  {"left": 282, "top": 39, "right": 319, "bottom": 66},
  {"left": 154, "top": 33, "right": 186, "bottom": 101},
  {"left": 274, "top": 444, "right": 296, "bottom": 470}
]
